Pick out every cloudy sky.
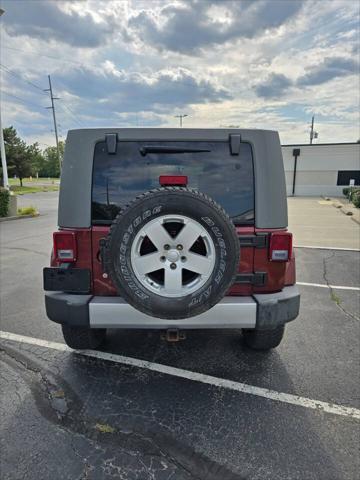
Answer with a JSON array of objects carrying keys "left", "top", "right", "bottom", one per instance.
[{"left": 0, "top": 0, "right": 359, "bottom": 148}]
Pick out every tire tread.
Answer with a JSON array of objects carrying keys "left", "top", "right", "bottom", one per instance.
[
  {"left": 243, "top": 325, "right": 285, "bottom": 350},
  {"left": 102, "top": 187, "right": 240, "bottom": 320},
  {"left": 62, "top": 325, "right": 106, "bottom": 350}
]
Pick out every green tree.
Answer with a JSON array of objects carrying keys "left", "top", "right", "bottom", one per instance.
[
  {"left": 42, "top": 141, "right": 64, "bottom": 178},
  {"left": 28, "top": 142, "right": 46, "bottom": 178},
  {"left": 3, "top": 126, "right": 32, "bottom": 187}
]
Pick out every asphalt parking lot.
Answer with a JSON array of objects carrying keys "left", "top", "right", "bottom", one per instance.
[{"left": 1, "top": 192, "right": 359, "bottom": 480}]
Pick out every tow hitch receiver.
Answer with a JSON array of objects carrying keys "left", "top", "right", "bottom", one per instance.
[{"left": 161, "top": 329, "right": 186, "bottom": 342}]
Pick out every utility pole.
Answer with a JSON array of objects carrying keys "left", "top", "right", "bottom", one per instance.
[
  {"left": 175, "top": 114, "right": 188, "bottom": 127},
  {"left": 44, "top": 75, "right": 61, "bottom": 171},
  {"left": 0, "top": 107, "right": 9, "bottom": 189},
  {"left": 309, "top": 115, "right": 318, "bottom": 144},
  {"left": 0, "top": 7, "right": 9, "bottom": 189}
]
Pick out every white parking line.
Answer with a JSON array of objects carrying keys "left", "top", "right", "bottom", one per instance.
[
  {"left": 295, "top": 245, "right": 360, "bottom": 252},
  {"left": 1, "top": 330, "right": 359, "bottom": 420},
  {"left": 297, "top": 282, "right": 360, "bottom": 291}
]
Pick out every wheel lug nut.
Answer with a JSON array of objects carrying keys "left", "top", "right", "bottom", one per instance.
[
  {"left": 160, "top": 256, "right": 166, "bottom": 262},
  {"left": 181, "top": 256, "right": 186, "bottom": 262},
  {"left": 176, "top": 244, "right": 183, "bottom": 250},
  {"left": 170, "top": 263, "right": 177, "bottom": 270},
  {"left": 164, "top": 244, "right": 170, "bottom": 250}
]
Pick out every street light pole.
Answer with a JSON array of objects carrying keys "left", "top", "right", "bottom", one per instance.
[
  {"left": 309, "top": 115, "right": 318, "bottom": 144},
  {"left": 0, "top": 8, "right": 9, "bottom": 189},
  {"left": 310, "top": 115, "right": 314, "bottom": 144},
  {"left": 174, "top": 114, "right": 188, "bottom": 127}
]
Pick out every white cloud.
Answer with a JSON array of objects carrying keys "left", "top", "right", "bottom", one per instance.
[{"left": 0, "top": 0, "right": 359, "bottom": 145}]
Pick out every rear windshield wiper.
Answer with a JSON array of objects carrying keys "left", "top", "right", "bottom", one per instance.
[
  {"left": 140, "top": 146, "right": 211, "bottom": 156},
  {"left": 231, "top": 209, "right": 255, "bottom": 224}
]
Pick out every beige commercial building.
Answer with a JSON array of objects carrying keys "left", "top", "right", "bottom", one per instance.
[{"left": 281, "top": 143, "right": 360, "bottom": 196}]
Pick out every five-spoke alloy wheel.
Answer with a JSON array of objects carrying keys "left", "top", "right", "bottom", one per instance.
[{"left": 131, "top": 215, "right": 216, "bottom": 297}]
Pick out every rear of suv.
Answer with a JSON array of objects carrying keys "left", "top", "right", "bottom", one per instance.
[{"left": 44, "top": 128, "right": 300, "bottom": 351}]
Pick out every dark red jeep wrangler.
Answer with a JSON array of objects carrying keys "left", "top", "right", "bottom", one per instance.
[{"left": 44, "top": 128, "right": 300, "bottom": 351}]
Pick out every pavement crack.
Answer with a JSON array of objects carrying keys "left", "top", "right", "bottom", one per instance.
[
  {"left": 322, "top": 252, "right": 359, "bottom": 321},
  {"left": 69, "top": 436, "right": 94, "bottom": 480},
  {"left": 0, "top": 346, "right": 77, "bottom": 423},
  {"left": 0, "top": 343, "right": 242, "bottom": 480},
  {"left": 128, "top": 430, "right": 242, "bottom": 480},
  {"left": 134, "top": 431, "right": 202, "bottom": 480}
]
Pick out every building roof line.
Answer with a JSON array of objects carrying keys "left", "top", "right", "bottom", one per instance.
[{"left": 282, "top": 142, "right": 359, "bottom": 147}]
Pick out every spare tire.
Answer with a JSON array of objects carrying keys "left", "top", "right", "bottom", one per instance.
[{"left": 101, "top": 187, "right": 240, "bottom": 319}]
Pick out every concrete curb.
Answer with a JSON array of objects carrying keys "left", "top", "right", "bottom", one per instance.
[
  {"left": 350, "top": 216, "right": 360, "bottom": 226},
  {"left": 0, "top": 213, "right": 40, "bottom": 222},
  {"left": 326, "top": 197, "right": 360, "bottom": 226},
  {"left": 295, "top": 245, "right": 360, "bottom": 251}
]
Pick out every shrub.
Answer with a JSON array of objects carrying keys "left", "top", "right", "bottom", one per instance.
[
  {"left": 0, "top": 187, "right": 10, "bottom": 217},
  {"left": 349, "top": 187, "right": 360, "bottom": 201},
  {"left": 17, "top": 206, "right": 38, "bottom": 216},
  {"left": 343, "top": 187, "right": 359, "bottom": 200},
  {"left": 352, "top": 190, "right": 360, "bottom": 208}
]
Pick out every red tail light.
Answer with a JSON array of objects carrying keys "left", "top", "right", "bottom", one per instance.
[
  {"left": 269, "top": 232, "right": 292, "bottom": 262},
  {"left": 53, "top": 231, "right": 77, "bottom": 262},
  {"left": 159, "top": 175, "right": 188, "bottom": 186}
]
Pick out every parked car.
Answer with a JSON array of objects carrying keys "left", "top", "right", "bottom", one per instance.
[{"left": 44, "top": 128, "right": 300, "bottom": 351}]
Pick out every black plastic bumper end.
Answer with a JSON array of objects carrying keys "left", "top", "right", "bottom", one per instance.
[
  {"left": 253, "top": 285, "right": 300, "bottom": 330},
  {"left": 45, "top": 292, "right": 93, "bottom": 327}
]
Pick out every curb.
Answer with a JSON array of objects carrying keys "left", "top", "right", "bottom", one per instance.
[
  {"left": 0, "top": 213, "right": 40, "bottom": 222},
  {"left": 325, "top": 197, "right": 360, "bottom": 226},
  {"left": 350, "top": 216, "right": 360, "bottom": 226},
  {"left": 295, "top": 245, "right": 360, "bottom": 252}
]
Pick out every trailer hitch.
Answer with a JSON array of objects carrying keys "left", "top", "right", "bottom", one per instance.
[{"left": 161, "top": 329, "right": 186, "bottom": 342}]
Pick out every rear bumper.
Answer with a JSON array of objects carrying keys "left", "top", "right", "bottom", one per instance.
[{"left": 45, "top": 285, "right": 300, "bottom": 330}]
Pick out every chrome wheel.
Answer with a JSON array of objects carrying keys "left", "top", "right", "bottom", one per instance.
[{"left": 130, "top": 215, "right": 215, "bottom": 297}]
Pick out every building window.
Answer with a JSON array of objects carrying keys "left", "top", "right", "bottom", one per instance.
[{"left": 337, "top": 170, "right": 360, "bottom": 186}]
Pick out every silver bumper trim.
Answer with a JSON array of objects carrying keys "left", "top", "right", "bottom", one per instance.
[{"left": 89, "top": 296, "right": 257, "bottom": 329}]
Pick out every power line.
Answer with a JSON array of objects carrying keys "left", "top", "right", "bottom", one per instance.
[
  {"left": 1, "top": 91, "right": 46, "bottom": 109},
  {"left": 1, "top": 63, "right": 84, "bottom": 127},
  {"left": 1, "top": 47, "right": 224, "bottom": 131},
  {"left": 2, "top": 86, "right": 83, "bottom": 132},
  {"left": 2, "top": 89, "right": 83, "bottom": 135},
  {"left": 58, "top": 103, "right": 84, "bottom": 127},
  {"left": 0, "top": 63, "right": 46, "bottom": 93},
  {"left": 2, "top": 45, "right": 100, "bottom": 69},
  {"left": 48, "top": 77, "right": 85, "bottom": 127}
]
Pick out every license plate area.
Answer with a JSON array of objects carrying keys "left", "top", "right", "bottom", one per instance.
[{"left": 43, "top": 267, "right": 91, "bottom": 293}]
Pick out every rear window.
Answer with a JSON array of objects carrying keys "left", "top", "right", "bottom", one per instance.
[{"left": 92, "top": 141, "right": 254, "bottom": 225}]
